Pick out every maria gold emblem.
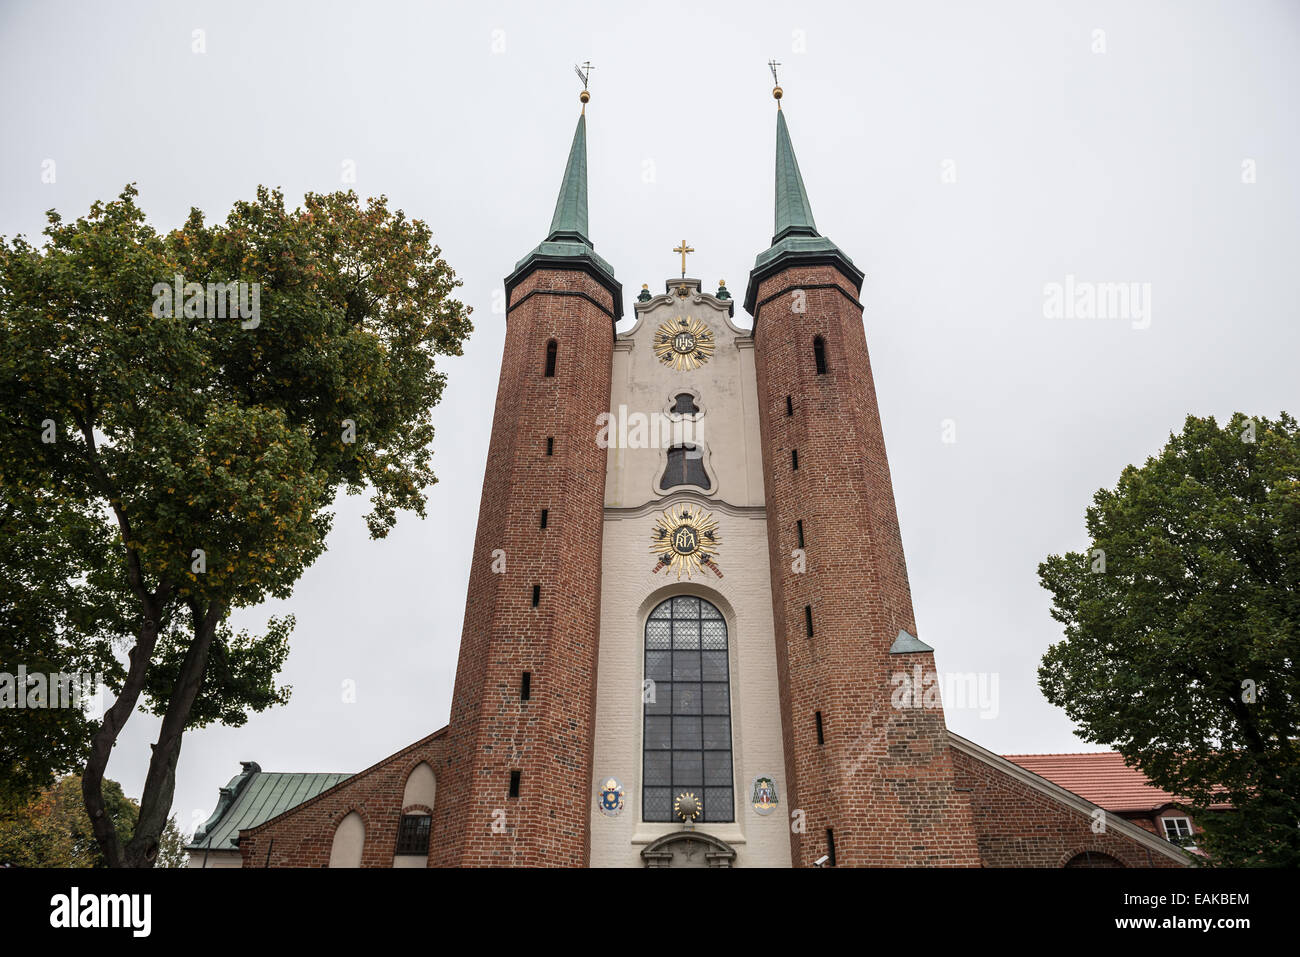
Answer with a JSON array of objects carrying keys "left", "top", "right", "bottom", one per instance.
[
  {"left": 653, "top": 317, "right": 715, "bottom": 371},
  {"left": 650, "top": 504, "right": 722, "bottom": 579}
]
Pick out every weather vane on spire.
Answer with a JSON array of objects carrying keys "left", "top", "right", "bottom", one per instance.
[
  {"left": 769, "top": 58, "right": 783, "bottom": 106},
  {"left": 574, "top": 61, "right": 594, "bottom": 111}
]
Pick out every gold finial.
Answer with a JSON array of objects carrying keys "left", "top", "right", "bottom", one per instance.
[
  {"left": 575, "top": 61, "right": 593, "bottom": 112},
  {"left": 769, "top": 59, "right": 782, "bottom": 108},
  {"left": 718, "top": 279, "right": 726, "bottom": 287}
]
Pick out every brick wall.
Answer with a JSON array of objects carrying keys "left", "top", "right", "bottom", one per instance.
[
  {"left": 951, "top": 745, "right": 1188, "bottom": 867},
  {"left": 239, "top": 730, "right": 447, "bottom": 867},
  {"left": 430, "top": 267, "right": 615, "bottom": 867},
  {"left": 750, "top": 263, "right": 980, "bottom": 867}
]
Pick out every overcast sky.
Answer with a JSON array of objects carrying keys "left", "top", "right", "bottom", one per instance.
[{"left": 2, "top": 0, "right": 1297, "bottom": 839}]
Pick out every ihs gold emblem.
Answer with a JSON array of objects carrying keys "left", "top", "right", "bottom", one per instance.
[
  {"left": 650, "top": 504, "right": 722, "bottom": 579},
  {"left": 653, "top": 316, "right": 715, "bottom": 371}
]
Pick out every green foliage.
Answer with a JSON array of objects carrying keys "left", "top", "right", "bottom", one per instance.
[
  {"left": 0, "top": 184, "right": 471, "bottom": 864},
  {"left": 0, "top": 488, "right": 127, "bottom": 805},
  {"left": 0, "top": 775, "right": 187, "bottom": 868},
  {"left": 144, "top": 615, "right": 293, "bottom": 728},
  {"left": 1039, "top": 412, "right": 1300, "bottom": 866}
]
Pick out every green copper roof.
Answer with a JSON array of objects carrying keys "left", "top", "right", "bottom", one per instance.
[
  {"left": 745, "top": 107, "right": 863, "bottom": 315},
  {"left": 506, "top": 108, "right": 622, "bottom": 321},
  {"left": 890, "top": 629, "right": 936, "bottom": 654},
  {"left": 774, "top": 109, "right": 818, "bottom": 242},
  {"left": 187, "top": 763, "right": 351, "bottom": 852},
  {"left": 546, "top": 113, "right": 590, "bottom": 245}
]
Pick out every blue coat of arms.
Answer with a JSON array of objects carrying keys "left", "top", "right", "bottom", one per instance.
[{"left": 598, "top": 777, "right": 625, "bottom": 817}]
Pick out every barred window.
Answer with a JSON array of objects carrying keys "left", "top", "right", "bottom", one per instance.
[
  {"left": 394, "top": 814, "right": 431, "bottom": 855},
  {"left": 643, "top": 596, "right": 733, "bottom": 823},
  {"left": 673, "top": 392, "right": 700, "bottom": 414}
]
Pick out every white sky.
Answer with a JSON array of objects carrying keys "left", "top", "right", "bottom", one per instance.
[{"left": 2, "top": 0, "right": 1297, "bottom": 841}]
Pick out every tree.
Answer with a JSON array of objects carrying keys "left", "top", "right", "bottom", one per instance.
[
  {"left": 0, "top": 775, "right": 186, "bottom": 868},
  {"left": 1038, "top": 412, "right": 1300, "bottom": 866},
  {"left": 0, "top": 185, "right": 471, "bottom": 866},
  {"left": 0, "top": 484, "right": 125, "bottom": 806}
]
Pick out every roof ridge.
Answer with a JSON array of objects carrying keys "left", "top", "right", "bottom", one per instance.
[{"left": 1003, "top": 751, "right": 1123, "bottom": 758}]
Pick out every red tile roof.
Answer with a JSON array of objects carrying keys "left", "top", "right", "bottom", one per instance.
[{"left": 1003, "top": 752, "right": 1181, "bottom": 812}]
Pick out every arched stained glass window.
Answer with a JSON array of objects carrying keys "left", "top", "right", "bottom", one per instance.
[{"left": 643, "top": 595, "right": 733, "bottom": 823}]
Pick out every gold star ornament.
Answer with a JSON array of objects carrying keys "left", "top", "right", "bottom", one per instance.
[
  {"left": 653, "top": 316, "right": 715, "bottom": 371},
  {"left": 650, "top": 504, "right": 721, "bottom": 579}
]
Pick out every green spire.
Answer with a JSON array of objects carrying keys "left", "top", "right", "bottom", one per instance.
[
  {"left": 773, "top": 109, "right": 818, "bottom": 242},
  {"left": 546, "top": 113, "right": 590, "bottom": 245},
  {"left": 745, "top": 101, "right": 862, "bottom": 316},
  {"left": 504, "top": 99, "right": 621, "bottom": 323}
]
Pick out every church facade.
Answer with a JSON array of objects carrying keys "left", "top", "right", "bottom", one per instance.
[{"left": 191, "top": 83, "right": 1190, "bottom": 868}]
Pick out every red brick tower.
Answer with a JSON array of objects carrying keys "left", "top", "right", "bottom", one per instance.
[
  {"left": 744, "top": 86, "right": 979, "bottom": 866},
  {"left": 432, "top": 90, "right": 620, "bottom": 866}
]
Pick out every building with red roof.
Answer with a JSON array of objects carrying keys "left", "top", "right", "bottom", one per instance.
[{"left": 1004, "top": 751, "right": 1223, "bottom": 850}]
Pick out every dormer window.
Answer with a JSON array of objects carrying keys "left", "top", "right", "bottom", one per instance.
[{"left": 1162, "top": 817, "right": 1195, "bottom": 846}]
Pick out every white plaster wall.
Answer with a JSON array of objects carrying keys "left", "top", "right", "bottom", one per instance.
[
  {"left": 328, "top": 811, "right": 365, "bottom": 868},
  {"left": 604, "top": 282, "right": 765, "bottom": 509},
  {"left": 187, "top": 849, "right": 242, "bottom": 868},
  {"left": 591, "top": 280, "right": 789, "bottom": 867},
  {"left": 401, "top": 762, "right": 436, "bottom": 808}
]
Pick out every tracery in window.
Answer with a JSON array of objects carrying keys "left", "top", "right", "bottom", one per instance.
[{"left": 643, "top": 596, "right": 733, "bottom": 823}]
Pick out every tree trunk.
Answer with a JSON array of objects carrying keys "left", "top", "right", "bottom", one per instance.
[
  {"left": 81, "top": 599, "right": 163, "bottom": 869},
  {"left": 122, "top": 599, "right": 223, "bottom": 868}
]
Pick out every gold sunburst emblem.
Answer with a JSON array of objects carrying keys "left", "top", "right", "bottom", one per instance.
[
  {"left": 653, "top": 316, "right": 715, "bottom": 371},
  {"left": 650, "top": 504, "right": 721, "bottom": 579},
  {"left": 674, "top": 792, "right": 701, "bottom": 823}
]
